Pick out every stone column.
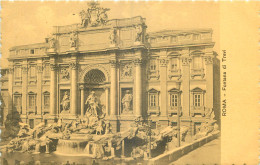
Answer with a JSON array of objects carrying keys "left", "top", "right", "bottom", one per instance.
[
  {"left": 80, "top": 85, "right": 85, "bottom": 117},
  {"left": 181, "top": 49, "right": 191, "bottom": 117},
  {"left": 105, "top": 87, "right": 109, "bottom": 116},
  {"left": 110, "top": 60, "right": 117, "bottom": 117},
  {"left": 8, "top": 63, "right": 13, "bottom": 115},
  {"left": 37, "top": 60, "right": 43, "bottom": 115},
  {"left": 205, "top": 54, "right": 214, "bottom": 110},
  {"left": 70, "top": 60, "right": 78, "bottom": 116},
  {"left": 22, "top": 62, "right": 28, "bottom": 116},
  {"left": 134, "top": 58, "right": 143, "bottom": 117},
  {"left": 159, "top": 58, "right": 169, "bottom": 117},
  {"left": 50, "top": 63, "right": 57, "bottom": 116}
]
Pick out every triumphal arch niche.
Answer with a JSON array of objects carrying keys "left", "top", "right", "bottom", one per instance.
[{"left": 7, "top": 1, "right": 219, "bottom": 134}]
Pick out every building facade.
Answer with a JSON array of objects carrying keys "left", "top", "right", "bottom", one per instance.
[{"left": 2, "top": 3, "right": 220, "bottom": 135}]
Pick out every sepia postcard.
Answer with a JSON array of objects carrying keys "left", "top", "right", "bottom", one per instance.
[{"left": 0, "top": 1, "right": 259, "bottom": 165}]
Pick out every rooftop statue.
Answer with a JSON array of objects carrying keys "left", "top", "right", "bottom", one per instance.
[{"left": 79, "top": 1, "right": 110, "bottom": 28}]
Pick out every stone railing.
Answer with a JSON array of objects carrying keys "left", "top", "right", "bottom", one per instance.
[
  {"left": 168, "top": 69, "right": 181, "bottom": 79},
  {"left": 191, "top": 68, "right": 205, "bottom": 79},
  {"left": 168, "top": 106, "right": 182, "bottom": 117},
  {"left": 148, "top": 106, "right": 160, "bottom": 116},
  {"left": 191, "top": 106, "right": 205, "bottom": 117},
  {"left": 148, "top": 70, "right": 160, "bottom": 80}
]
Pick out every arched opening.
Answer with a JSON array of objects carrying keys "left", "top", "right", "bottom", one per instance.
[{"left": 84, "top": 69, "right": 106, "bottom": 84}]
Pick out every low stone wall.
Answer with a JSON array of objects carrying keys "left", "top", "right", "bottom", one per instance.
[{"left": 148, "top": 131, "right": 220, "bottom": 165}]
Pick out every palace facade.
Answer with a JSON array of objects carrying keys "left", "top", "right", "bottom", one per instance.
[{"left": 1, "top": 3, "right": 220, "bottom": 135}]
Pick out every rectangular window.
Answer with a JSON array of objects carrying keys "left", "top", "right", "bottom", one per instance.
[
  {"left": 193, "top": 56, "right": 202, "bottom": 69},
  {"left": 44, "top": 64, "right": 50, "bottom": 78},
  {"left": 171, "top": 58, "right": 178, "bottom": 70},
  {"left": 30, "top": 49, "right": 35, "bottom": 54},
  {"left": 194, "top": 94, "right": 202, "bottom": 107},
  {"left": 149, "top": 94, "right": 157, "bottom": 107},
  {"left": 44, "top": 95, "right": 50, "bottom": 108},
  {"left": 170, "top": 94, "right": 178, "bottom": 107},
  {"left": 150, "top": 59, "right": 157, "bottom": 71},
  {"left": 29, "top": 95, "right": 36, "bottom": 109},
  {"left": 14, "top": 95, "right": 22, "bottom": 112},
  {"left": 30, "top": 66, "right": 36, "bottom": 78},
  {"left": 14, "top": 67, "right": 22, "bottom": 79}
]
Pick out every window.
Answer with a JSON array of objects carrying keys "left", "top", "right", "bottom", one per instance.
[
  {"left": 150, "top": 59, "right": 157, "bottom": 71},
  {"left": 193, "top": 56, "right": 202, "bottom": 69},
  {"left": 44, "top": 63, "right": 50, "bottom": 78},
  {"left": 194, "top": 94, "right": 202, "bottom": 107},
  {"left": 43, "top": 91, "right": 50, "bottom": 111},
  {"left": 29, "top": 95, "right": 36, "bottom": 109},
  {"left": 149, "top": 94, "right": 157, "bottom": 107},
  {"left": 14, "top": 66, "right": 22, "bottom": 79},
  {"left": 170, "top": 58, "right": 178, "bottom": 70},
  {"left": 191, "top": 87, "right": 205, "bottom": 107},
  {"left": 28, "top": 92, "right": 36, "bottom": 111},
  {"left": 148, "top": 89, "right": 160, "bottom": 108},
  {"left": 170, "top": 94, "right": 178, "bottom": 107},
  {"left": 13, "top": 93, "right": 22, "bottom": 113},
  {"left": 30, "top": 65, "right": 36, "bottom": 78}
]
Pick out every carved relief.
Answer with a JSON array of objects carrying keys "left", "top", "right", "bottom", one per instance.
[
  {"left": 69, "top": 31, "right": 78, "bottom": 48},
  {"left": 60, "top": 67, "right": 70, "bottom": 80},
  {"left": 109, "top": 29, "right": 117, "bottom": 45},
  {"left": 121, "top": 63, "right": 133, "bottom": 79},
  {"left": 79, "top": 2, "right": 110, "bottom": 28}
]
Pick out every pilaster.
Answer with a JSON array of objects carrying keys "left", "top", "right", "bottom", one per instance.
[
  {"left": 109, "top": 58, "right": 118, "bottom": 118},
  {"left": 134, "top": 57, "right": 143, "bottom": 117},
  {"left": 70, "top": 54, "right": 78, "bottom": 116},
  {"left": 159, "top": 58, "right": 169, "bottom": 118},
  {"left": 22, "top": 61, "right": 28, "bottom": 116},
  {"left": 37, "top": 59, "right": 43, "bottom": 115},
  {"left": 181, "top": 49, "right": 191, "bottom": 117},
  {"left": 50, "top": 57, "right": 58, "bottom": 116},
  {"left": 204, "top": 52, "right": 214, "bottom": 110},
  {"left": 8, "top": 63, "right": 13, "bottom": 114},
  {"left": 79, "top": 85, "right": 85, "bottom": 117}
]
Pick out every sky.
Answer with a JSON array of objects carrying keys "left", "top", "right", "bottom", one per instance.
[{"left": 1, "top": 1, "right": 220, "bottom": 68}]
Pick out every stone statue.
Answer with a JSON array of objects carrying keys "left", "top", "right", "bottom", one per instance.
[
  {"left": 49, "top": 36, "right": 56, "bottom": 48},
  {"left": 135, "top": 25, "right": 143, "bottom": 42},
  {"left": 69, "top": 31, "right": 77, "bottom": 48},
  {"left": 85, "top": 91, "right": 99, "bottom": 116},
  {"left": 79, "top": 10, "right": 90, "bottom": 27},
  {"left": 99, "top": 8, "right": 109, "bottom": 25},
  {"left": 61, "top": 91, "right": 70, "bottom": 111},
  {"left": 122, "top": 90, "right": 133, "bottom": 113},
  {"left": 109, "top": 29, "right": 117, "bottom": 45}
]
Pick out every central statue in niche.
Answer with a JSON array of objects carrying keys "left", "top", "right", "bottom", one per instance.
[{"left": 85, "top": 91, "right": 103, "bottom": 117}]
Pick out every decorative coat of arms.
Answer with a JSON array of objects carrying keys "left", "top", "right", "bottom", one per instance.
[{"left": 79, "top": 2, "right": 110, "bottom": 28}]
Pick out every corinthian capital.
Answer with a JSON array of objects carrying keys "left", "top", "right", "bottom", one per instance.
[
  {"left": 133, "top": 58, "right": 143, "bottom": 66},
  {"left": 204, "top": 56, "right": 213, "bottom": 65},
  {"left": 70, "top": 62, "right": 78, "bottom": 70},
  {"left": 50, "top": 64, "right": 58, "bottom": 71},
  {"left": 22, "top": 65, "right": 28, "bottom": 73},
  {"left": 181, "top": 57, "right": 191, "bottom": 66},
  {"left": 159, "top": 58, "right": 169, "bottom": 67},
  {"left": 109, "top": 60, "right": 117, "bottom": 68}
]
